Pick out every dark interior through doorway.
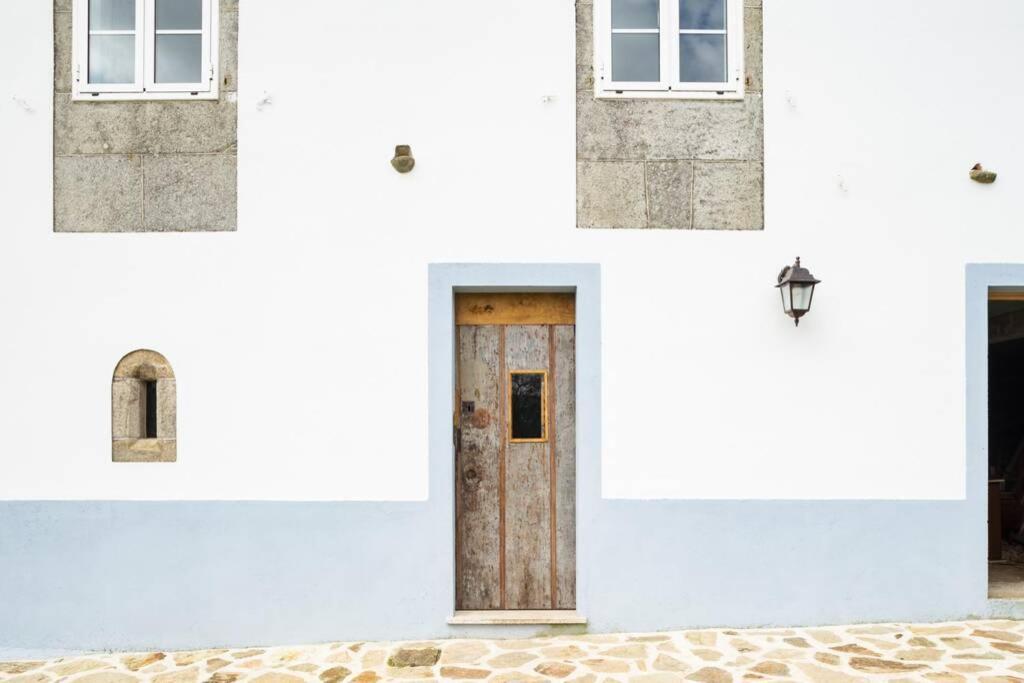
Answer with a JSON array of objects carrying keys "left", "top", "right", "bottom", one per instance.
[{"left": 988, "top": 297, "right": 1024, "bottom": 598}]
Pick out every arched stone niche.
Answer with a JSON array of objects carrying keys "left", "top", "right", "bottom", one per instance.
[{"left": 112, "top": 350, "right": 177, "bottom": 463}]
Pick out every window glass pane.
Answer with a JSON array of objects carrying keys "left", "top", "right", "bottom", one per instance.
[
  {"left": 611, "top": 0, "right": 659, "bottom": 29},
  {"left": 89, "top": 34, "right": 135, "bottom": 83},
  {"left": 155, "top": 34, "right": 202, "bottom": 82},
  {"left": 680, "top": 33, "right": 726, "bottom": 82},
  {"left": 156, "top": 0, "right": 202, "bottom": 30},
  {"left": 89, "top": 0, "right": 136, "bottom": 31},
  {"left": 612, "top": 33, "right": 660, "bottom": 82},
  {"left": 680, "top": 0, "right": 726, "bottom": 30},
  {"left": 510, "top": 373, "right": 545, "bottom": 440}
]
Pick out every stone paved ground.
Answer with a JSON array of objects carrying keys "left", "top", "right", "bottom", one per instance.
[{"left": 3, "top": 620, "right": 1024, "bottom": 683}]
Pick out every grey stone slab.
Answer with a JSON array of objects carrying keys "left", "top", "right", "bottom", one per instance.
[
  {"left": 577, "top": 91, "right": 763, "bottom": 161},
  {"left": 54, "top": 0, "right": 71, "bottom": 12},
  {"left": 54, "top": 95, "right": 147, "bottom": 155},
  {"left": 145, "top": 99, "right": 238, "bottom": 154},
  {"left": 576, "top": 1, "right": 593, "bottom": 92},
  {"left": 54, "top": 10, "right": 72, "bottom": 93},
  {"left": 143, "top": 154, "right": 237, "bottom": 232},
  {"left": 576, "top": 161, "right": 646, "bottom": 229},
  {"left": 219, "top": 5, "right": 238, "bottom": 92},
  {"left": 745, "top": 7, "right": 763, "bottom": 93},
  {"left": 54, "top": 155, "right": 143, "bottom": 232},
  {"left": 692, "top": 161, "right": 763, "bottom": 230},
  {"left": 55, "top": 97, "right": 237, "bottom": 155},
  {"left": 646, "top": 161, "right": 693, "bottom": 229}
]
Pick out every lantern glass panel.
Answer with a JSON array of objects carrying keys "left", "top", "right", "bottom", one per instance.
[
  {"left": 791, "top": 283, "right": 814, "bottom": 313},
  {"left": 780, "top": 285, "right": 792, "bottom": 314}
]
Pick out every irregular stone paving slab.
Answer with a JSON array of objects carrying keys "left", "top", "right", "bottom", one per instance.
[{"left": 2, "top": 619, "right": 1024, "bottom": 682}]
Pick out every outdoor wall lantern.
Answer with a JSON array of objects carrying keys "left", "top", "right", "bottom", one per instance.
[{"left": 776, "top": 257, "right": 820, "bottom": 326}]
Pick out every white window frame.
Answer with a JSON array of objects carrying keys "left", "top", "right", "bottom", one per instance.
[
  {"left": 72, "top": 0, "right": 219, "bottom": 101},
  {"left": 594, "top": 0, "right": 744, "bottom": 100}
]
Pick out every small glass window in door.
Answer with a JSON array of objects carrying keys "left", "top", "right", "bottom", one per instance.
[{"left": 509, "top": 371, "right": 547, "bottom": 442}]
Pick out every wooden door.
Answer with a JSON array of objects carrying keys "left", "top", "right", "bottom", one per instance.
[{"left": 455, "top": 293, "right": 576, "bottom": 610}]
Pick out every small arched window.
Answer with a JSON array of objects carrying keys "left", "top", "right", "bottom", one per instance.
[{"left": 112, "top": 350, "right": 176, "bottom": 462}]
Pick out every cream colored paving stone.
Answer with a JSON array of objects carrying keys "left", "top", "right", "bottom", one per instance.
[
  {"left": 359, "top": 649, "right": 386, "bottom": 668},
  {"left": 894, "top": 647, "right": 944, "bottom": 661},
  {"left": 174, "top": 649, "right": 228, "bottom": 666},
  {"left": 440, "top": 664, "right": 491, "bottom": 679},
  {"left": 629, "top": 674, "right": 687, "bottom": 682},
  {"left": 47, "top": 659, "right": 111, "bottom": 676},
  {"left": 972, "top": 629, "right": 1024, "bottom": 643},
  {"left": 805, "top": 630, "right": 843, "bottom": 645},
  {"left": 652, "top": 654, "right": 689, "bottom": 673},
  {"left": 857, "top": 636, "right": 899, "bottom": 651},
  {"left": 690, "top": 649, "right": 722, "bottom": 662},
  {"left": 439, "top": 641, "right": 491, "bottom": 664},
  {"left": 250, "top": 673, "right": 305, "bottom": 683},
  {"left": 289, "top": 663, "right": 319, "bottom": 673},
  {"left": 4, "top": 674, "right": 51, "bottom": 683},
  {"left": 121, "top": 652, "right": 166, "bottom": 671},
  {"left": 487, "top": 651, "right": 538, "bottom": 668},
  {"left": 727, "top": 639, "right": 758, "bottom": 653},
  {"left": 0, "top": 663, "right": 44, "bottom": 675},
  {"left": 73, "top": 674, "right": 139, "bottom": 683},
  {"left": 685, "top": 633, "right": 717, "bottom": 647},
  {"left": 600, "top": 645, "right": 648, "bottom": 659},
  {"left": 793, "top": 662, "right": 868, "bottom": 683},
  {"left": 231, "top": 649, "right": 266, "bottom": 660},
  {"left": 683, "top": 666, "right": 731, "bottom": 683},
  {"left": 317, "top": 664, "right": 351, "bottom": 682},
  {"left": 583, "top": 658, "right": 632, "bottom": 674},
  {"left": 151, "top": 666, "right": 199, "bottom": 683},
  {"left": 535, "top": 661, "right": 577, "bottom": 678},
  {"left": 324, "top": 650, "right": 352, "bottom": 664},
  {"left": 206, "top": 657, "right": 232, "bottom": 671},
  {"left": 206, "top": 673, "right": 242, "bottom": 683},
  {"left": 923, "top": 673, "right": 968, "bottom": 683},
  {"left": 541, "top": 645, "right": 589, "bottom": 659}
]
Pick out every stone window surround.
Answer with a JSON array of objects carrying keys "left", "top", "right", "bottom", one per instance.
[
  {"left": 112, "top": 349, "right": 177, "bottom": 463},
  {"left": 71, "top": 0, "right": 220, "bottom": 101},
  {"left": 576, "top": 0, "right": 763, "bottom": 231},
  {"left": 53, "top": 0, "right": 238, "bottom": 233}
]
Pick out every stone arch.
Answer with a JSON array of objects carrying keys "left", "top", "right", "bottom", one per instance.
[{"left": 112, "top": 349, "right": 177, "bottom": 462}]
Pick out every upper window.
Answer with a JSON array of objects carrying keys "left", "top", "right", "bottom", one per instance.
[
  {"left": 72, "top": 0, "right": 219, "bottom": 100},
  {"left": 595, "top": 0, "right": 743, "bottom": 100}
]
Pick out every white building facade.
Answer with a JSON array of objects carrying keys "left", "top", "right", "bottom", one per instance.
[{"left": 0, "top": 0, "right": 1022, "bottom": 655}]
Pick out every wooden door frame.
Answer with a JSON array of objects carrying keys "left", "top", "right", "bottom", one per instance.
[{"left": 428, "top": 264, "right": 601, "bottom": 626}]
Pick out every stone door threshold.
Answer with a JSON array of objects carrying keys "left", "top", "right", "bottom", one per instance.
[{"left": 447, "top": 610, "right": 587, "bottom": 625}]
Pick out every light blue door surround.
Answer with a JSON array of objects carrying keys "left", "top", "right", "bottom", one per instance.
[{"left": 0, "top": 263, "right": 1019, "bottom": 657}]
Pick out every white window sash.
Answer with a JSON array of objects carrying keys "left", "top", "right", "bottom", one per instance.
[
  {"left": 595, "top": 0, "right": 744, "bottom": 99},
  {"left": 143, "top": 0, "right": 215, "bottom": 94},
  {"left": 73, "top": 0, "right": 145, "bottom": 94}
]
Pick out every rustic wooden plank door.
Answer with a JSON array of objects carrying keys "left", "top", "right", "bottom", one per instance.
[{"left": 455, "top": 293, "right": 576, "bottom": 610}]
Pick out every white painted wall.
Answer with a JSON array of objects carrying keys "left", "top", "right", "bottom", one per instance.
[{"left": 1, "top": 0, "right": 1022, "bottom": 501}]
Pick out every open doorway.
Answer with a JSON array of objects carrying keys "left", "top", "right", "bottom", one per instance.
[{"left": 988, "top": 293, "right": 1024, "bottom": 598}]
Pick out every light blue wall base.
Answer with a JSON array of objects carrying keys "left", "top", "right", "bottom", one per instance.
[
  {"left": 0, "top": 264, "right": 1009, "bottom": 654},
  {"left": 0, "top": 499, "right": 987, "bottom": 655}
]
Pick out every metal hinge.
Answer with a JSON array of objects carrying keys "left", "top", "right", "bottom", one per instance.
[
  {"left": 74, "top": 63, "right": 80, "bottom": 82},
  {"left": 209, "top": 63, "right": 215, "bottom": 80}
]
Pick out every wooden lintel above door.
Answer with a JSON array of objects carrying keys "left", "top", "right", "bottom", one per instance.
[{"left": 455, "top": 293, "right": 575, "bottom": 326}]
